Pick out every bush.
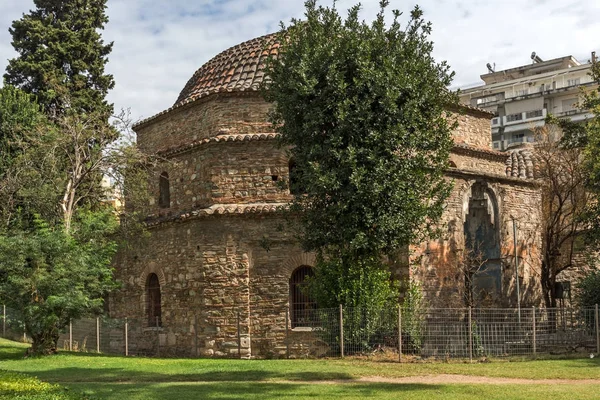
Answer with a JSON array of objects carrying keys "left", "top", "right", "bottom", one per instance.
[{"left": 578, "top": 270, "right": 600, "bottom": 308}]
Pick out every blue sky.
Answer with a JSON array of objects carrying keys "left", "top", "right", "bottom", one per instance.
[{"left": 1, "top": 0, "right": 599, "bottom": 123}]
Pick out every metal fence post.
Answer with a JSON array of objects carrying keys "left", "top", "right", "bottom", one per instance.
[
  {"left": 398, "top": 305, "right": 402, "bottom": 363},
  {"left": 237, "top": 311, "right": 241, "bottom": 358},
  {"left": 155, "top": 316, "right": 159, "bottom": 357},
  {"left": 125, "top": 317, "right": 129, "bottom": 356},
  {"left": 595, "top": 304, "right": 599, "bottom": 355},
  {"left": 69, "top": 319, "right": 73, "bottom": 351},
  {"left": 2, "top": 305, "right": 5, "bottom": 338},
  {"left": 339, "top": 304, "right": 344, "bottom": 358},
  {"left": 532, "top": 306, "right": 536, "bottom": 358},
  {"left": 285, "top": 308, "right": 290, "bottom": 359},
  {"left": 96, "top": 317, "right": 100, "bottom": 353},
  {"left": 468, "top": 307, "right": 473, "bottom": 362}
]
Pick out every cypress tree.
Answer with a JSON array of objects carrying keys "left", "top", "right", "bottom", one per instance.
[{"left": 4, "top": 0, "right": 114, "bottom": 119}]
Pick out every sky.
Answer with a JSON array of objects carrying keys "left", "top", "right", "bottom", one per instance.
[{"left": 0, "top": 0, "right": 599, "bottom": 124}]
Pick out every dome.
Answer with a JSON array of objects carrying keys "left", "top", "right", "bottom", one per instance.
[{"left": 174, "top": 33, "right": 280, "bottom": 107}]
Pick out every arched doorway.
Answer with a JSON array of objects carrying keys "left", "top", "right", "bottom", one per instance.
[{"left": 463, "top": 182, "right": 501, "bottom": 306}]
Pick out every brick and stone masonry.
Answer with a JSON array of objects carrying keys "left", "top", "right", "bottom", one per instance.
[{"left": 110, "top": 33, "right": 544, "bottom": 357}]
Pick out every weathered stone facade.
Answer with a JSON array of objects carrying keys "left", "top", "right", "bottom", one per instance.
[{"left": 111, "top": 33, "right": 544, "bottom": 357}]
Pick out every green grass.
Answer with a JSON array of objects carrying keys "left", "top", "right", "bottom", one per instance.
[
  {"left": 0, "top": 370, "right": 80, "bottom": 400},
  {"left": 1, "top": 337, "right": 599, "bottom": 399}
]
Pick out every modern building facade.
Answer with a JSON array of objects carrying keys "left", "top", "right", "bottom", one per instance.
[{"left": 460, "top": 53, "right": 598, "bottom": 150}]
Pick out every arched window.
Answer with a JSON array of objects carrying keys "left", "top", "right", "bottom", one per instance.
[
  {"left": 289, "top": 265, "right": 316, "bottom": 328},
  {"left": 158, "top": 172, "right": 170, "bottom": 208},
  {"left": 146, "top": 273, "right": 162, "bottom": 327}
]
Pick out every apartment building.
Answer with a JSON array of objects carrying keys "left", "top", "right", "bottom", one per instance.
[{"left": 460, "top": 53, "right": 597, "bottom": 150}]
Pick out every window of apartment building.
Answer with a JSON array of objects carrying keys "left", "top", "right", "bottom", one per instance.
[
  {"left": 567, "top": 78, "right": 580, "bottom": 87},
  {"left": 515, "top": 89, "right": 528, "bottom": 97},
  {"left": 506, "top": 113, "right": 523, "bottom": 122},
  {"left": 525, "top": 109, "right": 543, "bottom": 119},
  {"left": 561, "top": 98, "right": 578, "bottom": 112},
  {"left": 512, "top": 133, "right": 525, "bottom": 143}
]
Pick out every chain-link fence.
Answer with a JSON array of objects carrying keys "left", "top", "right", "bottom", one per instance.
[{"left": 1, "top": 304, "right": 599, "bottom": 360}]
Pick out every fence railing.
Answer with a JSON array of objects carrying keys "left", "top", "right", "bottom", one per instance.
[{"left": 1, "top": 304, "right": 599, "bottom": 360}]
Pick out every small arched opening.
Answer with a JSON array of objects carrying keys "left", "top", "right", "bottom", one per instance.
[
  {"left": 146, "top": 273, "right": 162, "bottom": 327},
  {"left": 158, "top": 172, "right": 170, "bottom": 208}
]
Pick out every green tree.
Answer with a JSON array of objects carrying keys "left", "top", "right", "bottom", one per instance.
[
  {"left": 264, "top": 1, "right": 456, "bottom": 309},
  {"left": 578, "top": 270, "right": 600, "bottom": 309},
  {"left": 0, "top": 211, "right": 119, "bottom": 354},
  {"left": 4, "top": 0, "right": 114, "bottom": 120},
  {"left": 0, "top": 87, "right": 150, "bottom": 354}
]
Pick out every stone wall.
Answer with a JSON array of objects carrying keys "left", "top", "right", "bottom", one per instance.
[
  {"left": 111, "top": 213, "right": 312, "bottom": 358},
  {"left": 135, "top": 94, "right": 272, "bottom": 153},
  {"left": 411, "top": 169, "right": 543, "bottom": 309},
  {"left": 148, "top": 140, "right": 290, "bottom": 213},
  {"left": 113, "top": 91, "right": 547, "bottom": 358},
  {"left": 449, "top": 108, "right": 493, "bottom": 149}
]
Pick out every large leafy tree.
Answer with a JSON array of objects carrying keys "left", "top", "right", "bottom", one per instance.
[
  {"left": 0, "top": 87, "right": 150, "bottom": 355},
  {"left": 265, "top": 1, "right": 456, "bottom": 309},
  {"left": 0, "top": 0, "right": 147, "bottom": 355},
  {"left": 4, "top": 0, "right": 114, "bottom": 120}
]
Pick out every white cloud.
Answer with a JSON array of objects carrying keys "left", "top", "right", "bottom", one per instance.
[{"left": 0, "top": 0, "right": 599, "bottom": 122}]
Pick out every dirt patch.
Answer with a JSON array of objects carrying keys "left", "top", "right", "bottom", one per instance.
[{"left": 357, "top": 375, "right": 600, "bottom": 385}]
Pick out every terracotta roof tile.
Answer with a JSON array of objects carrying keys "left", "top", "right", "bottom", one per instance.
[
  {"left": 146, "top": 202, "right": 288, "bottom": 227},
  {"left": 174, "top": 33, "right": 279, "bottom": 108},
  {"left": 157, "top": 132, "right": 280, "bottom": 157},
  {"left": 505, "top": 145, "right": 540, "bottom": 179}
]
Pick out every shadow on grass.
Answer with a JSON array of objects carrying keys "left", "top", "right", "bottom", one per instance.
[
  {"left": 67, "top": 382, "right": 443, "bottom": 400},
  {"left": 29, "top": 367, "right": 354, "bottom": 384},
  {"left": 0, "top": 343, "right": 28, "bottom": 361}
]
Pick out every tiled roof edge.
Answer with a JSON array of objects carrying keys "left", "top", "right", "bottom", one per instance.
[{"left": 146, "top": 202, "right": 289, "bottom": 227}]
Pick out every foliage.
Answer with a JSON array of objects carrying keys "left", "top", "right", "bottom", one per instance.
[
  {"left": 548, "top": 60, "right": 600, "bottom": 246},
  {"left": 309, "top": 255, "right": 399, "bottom": 310},
  {"left": 265, "top": 1, "right": 456, "bottom": 311},
  {"left": 0, "top": 86, "right": 46, "bottom": 161},
  {"left": 0, "top": 212, "right": 119, "bottom": 355},
  {"left": 265, "top": 0, "right": 455, "bottom": 256},
  {"left": 577, "top": 270, "right": 600, "bottom": 309},
  {"left": 529, "top": 125, "right": 592, "bottom": 308},
  {"left": 400, "top": 279, "right": 426, "bottom": 351},
  {"left": 309, "top": 255, "right": 399, "bottom": 353},
  {"left": 4, "top": 0, "right": 114, "bottom": 120},
  {"left": 0, "top": 101, "right": 150, "bottom": 355},
  {"left": 0, "top": 370, "right": 79, "bottom": 400}
]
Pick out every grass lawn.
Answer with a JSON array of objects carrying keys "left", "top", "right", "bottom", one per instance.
[{"left": 1, "top": 337, "right": 599, "bottom": 399}]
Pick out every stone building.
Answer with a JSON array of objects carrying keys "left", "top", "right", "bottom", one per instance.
[{"left": 111, "top": 33, "right": 543, "bottom": 357}]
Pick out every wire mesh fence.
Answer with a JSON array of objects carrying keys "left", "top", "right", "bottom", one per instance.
[{"left": 1, "top": 304, "right": 598, "bottom": 360}]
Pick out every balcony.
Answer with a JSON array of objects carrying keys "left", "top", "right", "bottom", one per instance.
[{"left": 503, "top": 108, "right": 547, "bottom": 126}]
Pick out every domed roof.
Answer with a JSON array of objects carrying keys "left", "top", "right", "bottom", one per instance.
[{"left": 174, "top": 33, "right": 280, "bottom": 107}]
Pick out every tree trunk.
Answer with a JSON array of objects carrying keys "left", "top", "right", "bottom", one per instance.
[{"left": 27, "top": 328, "right": 59, "bottom": 356}]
